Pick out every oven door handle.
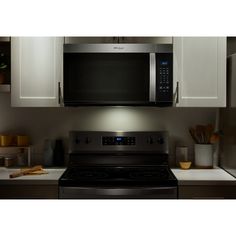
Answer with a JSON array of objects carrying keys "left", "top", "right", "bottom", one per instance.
[{"left": 60, "top": 186, "right": 177, "bottom": 199}]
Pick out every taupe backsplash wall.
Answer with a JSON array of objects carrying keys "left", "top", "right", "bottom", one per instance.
[{"left": 0, "top": 93, "right": 217, "bottom": 165}]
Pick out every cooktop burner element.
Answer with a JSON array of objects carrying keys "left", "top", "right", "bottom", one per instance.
[
  {"left": 59, "top": 131, "right": 178, "bottom": 199},
  {"left": 71, "top": 170, "right": 109, "bottom": 179},
  {"left": 129, "top": 169, "right": 168, "bottom": 179}
]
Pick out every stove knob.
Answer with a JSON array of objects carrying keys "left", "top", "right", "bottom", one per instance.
[
  {"left": 85, "top": 137, "right": 91, "bottom": 144},
  {"left": 147, "top": 136, "right": 154, "bottom": 144},
  {"left": 157, "top": 137, "right": 164, "bottom": 144}
]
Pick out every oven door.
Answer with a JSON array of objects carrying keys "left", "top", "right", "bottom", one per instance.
[{"left": 59, "top": 186, "right": 178, "bottom": 199}]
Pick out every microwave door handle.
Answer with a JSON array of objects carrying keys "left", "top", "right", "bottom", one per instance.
[{"left": 149, "top": 53, "right": 156, "bottom": 102}]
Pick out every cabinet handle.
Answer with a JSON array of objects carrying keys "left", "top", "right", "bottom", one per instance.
[
  {"left": 173, "top": 81, "right": 179, "bottom": 105},
  {"left": 58, "top": 82, "right": 61, "bottom": 105},
  {"left": 176, "top": 81, "right": 179, "bottom": 104}
]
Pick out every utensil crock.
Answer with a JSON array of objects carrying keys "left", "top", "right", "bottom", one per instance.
[{"left": 194, "top": 144, "right": 213, "bottom": 168}]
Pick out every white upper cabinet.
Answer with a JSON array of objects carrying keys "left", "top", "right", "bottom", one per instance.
[
  {"left": 11, "top": 37, "right": 64, "bottom": 107},
  {"left": 173, "top": 37, "right": 226, "bottom": 107}
]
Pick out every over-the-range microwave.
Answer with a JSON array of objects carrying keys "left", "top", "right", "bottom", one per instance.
[{"left": 63, "top": 43, "right": 173, "bottom": 106}]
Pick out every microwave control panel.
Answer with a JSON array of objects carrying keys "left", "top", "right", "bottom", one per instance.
[{"left": 156, "top": 53, "right": 173, "bottom": 106}]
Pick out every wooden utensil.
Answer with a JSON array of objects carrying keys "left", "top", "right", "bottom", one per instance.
[
  {"left": 189, "top": 127, "right": 199, "bottom": 143},
  {"left": 9, "top": 165, "right": 43, "bottom": 178},
  {"left": 196, "top": 125, "right": 206, "bottom": 144},
  {"left": 206, "top": 124, "right": 214, "bottom": 143}
]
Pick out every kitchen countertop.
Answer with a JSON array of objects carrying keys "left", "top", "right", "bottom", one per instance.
[
  {"left": 0, "top": 167, "right": 236, "bottom": 186},
  {"left": 0, "top": 167, "right": 65, "bottom": 185},
  {"left": 171, "top": 168, "right": 236, "bottom": 185}
]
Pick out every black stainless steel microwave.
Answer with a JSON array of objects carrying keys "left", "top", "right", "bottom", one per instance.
[{"left": 63, "top": 44, "right": 173, "bottom": 106}]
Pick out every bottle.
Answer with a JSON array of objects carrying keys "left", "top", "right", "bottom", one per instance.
[
  {"left": 43, "top": 139, "right": 54, "bottom": 167},
  {"left": 53, "top": 139, "right": 64, "bottom": 166}
]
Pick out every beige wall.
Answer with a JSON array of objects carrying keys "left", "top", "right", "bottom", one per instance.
[{"left": 0, "top": 93, "right": 217, "bottom": 166}]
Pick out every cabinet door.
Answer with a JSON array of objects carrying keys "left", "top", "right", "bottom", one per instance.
[
  {"left": 0, "top": 185, "right": 58, "bottom": 199},
  {"left": 178, "top": 185, "right": 236, "bottom": 199},
  {"left": 174, "top": 37, "right": 226, "bottom": 107},
  {"left": 11, "top": 37, "right": 64, "bottom": 107}
]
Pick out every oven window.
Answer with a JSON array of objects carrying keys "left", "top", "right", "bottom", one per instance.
[{"left": 64, "top": 53, "right": 150, "bottom": 104}]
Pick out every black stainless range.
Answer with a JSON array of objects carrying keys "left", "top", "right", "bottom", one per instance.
[{"left": 59, "top": 131, "right": 177, "bottom": 199}]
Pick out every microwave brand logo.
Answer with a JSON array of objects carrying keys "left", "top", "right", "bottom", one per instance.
[{"left": 113, "top": 46, "right": 124, "bottom": 50}]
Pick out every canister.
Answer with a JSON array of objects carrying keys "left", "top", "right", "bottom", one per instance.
[
  {"left": 194, "top": 144, "right": 213, "bottom": 168},
  {"left": 0, "top": 135, "right": 15, "bottom": 146},
  {"left": 17, "top": 135, "right": 29, "bottom": 147},
  {"left": 4, "top": 155, "right": 17, "bottom": 167}
]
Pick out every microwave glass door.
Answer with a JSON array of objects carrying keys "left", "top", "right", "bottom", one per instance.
[{"left": 64, "top": 53, "right": 150, "bottom": 105}]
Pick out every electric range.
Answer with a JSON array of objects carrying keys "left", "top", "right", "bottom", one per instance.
[{"left": 59, "top": 131, "right": 178, "bottom": 199}]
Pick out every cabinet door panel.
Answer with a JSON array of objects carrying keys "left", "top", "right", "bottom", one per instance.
[
  {"left": 0, "top": 185, "right": 58, "bottom": 199},
  {"left": 174, "top": 37, "right": 226, "bottom": 107},
  {"left": 179, "top": 185, "right": 236, "bottom": 199},
  {"left": 11, "top": 37, "right": 63, "bottom": 107}
]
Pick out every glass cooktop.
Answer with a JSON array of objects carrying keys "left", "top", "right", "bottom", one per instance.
[{"left": 59, "top": 166, "right": 177, "bottom": 187}]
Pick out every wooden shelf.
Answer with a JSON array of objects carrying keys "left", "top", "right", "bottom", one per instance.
[{"left": 0, "top": 84, "right": 10, "bottom": 93}]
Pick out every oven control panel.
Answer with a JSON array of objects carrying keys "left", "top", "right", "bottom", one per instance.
[
  {"left": 102, "top": 136, "right": 136, "bottom": 145},
  {"left": 69, "top": 131, "right": 169, "bottom": 153}
]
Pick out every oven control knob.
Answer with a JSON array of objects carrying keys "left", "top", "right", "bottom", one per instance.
[
  {"left": 157, "top": 137, "right": 164, "bottom": 144},
  {"left": 85, "top": 137, "right": 91, "bottom": 144},
  {"left": 147, "top": 136, "right": 154, "bottom": 144}
]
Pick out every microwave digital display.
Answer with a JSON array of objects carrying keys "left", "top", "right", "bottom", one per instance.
[{"left": 160, "top": 61, "right": 168, "bottom": 66}]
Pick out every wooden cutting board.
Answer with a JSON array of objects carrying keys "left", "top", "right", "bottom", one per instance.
[
  {"left": 25, "top": 170, "right": 48, "bottom": 175},
  {"left": 10, "top": 165, "right": 48, "bottom": 178}
]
